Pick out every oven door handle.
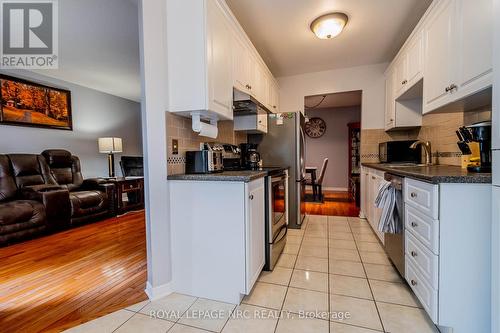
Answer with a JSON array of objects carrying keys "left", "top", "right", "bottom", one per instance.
[{"left": 271, "top": 224, "right": 287, "bottom": 244}]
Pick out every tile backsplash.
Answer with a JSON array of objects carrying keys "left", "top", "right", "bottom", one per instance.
[
  {"left": 166, "top": 113, "right": 246, "bottom": 175},
  {"left": 361, "top": 106, "right": 492, "bottom": 166}
]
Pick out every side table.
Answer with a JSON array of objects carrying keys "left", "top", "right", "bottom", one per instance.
[{"left": 106, "top": 177, "right": 145, "bottom": 215}]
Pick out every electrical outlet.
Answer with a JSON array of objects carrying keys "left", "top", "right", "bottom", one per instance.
[{"left": 172, "top": 139, "right": 179, "bottom": 155}]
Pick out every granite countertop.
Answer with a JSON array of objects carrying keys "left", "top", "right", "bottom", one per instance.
[
  {"left": 167, "top": 166, "right": 288, "bottom": 183},
  {"left": 362, "top": 163, "right": 492, "bottom": 184}
]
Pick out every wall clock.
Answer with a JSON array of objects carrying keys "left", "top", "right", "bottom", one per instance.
[{"left": 305, "top": 117, "right": 326, "bottom": 138}]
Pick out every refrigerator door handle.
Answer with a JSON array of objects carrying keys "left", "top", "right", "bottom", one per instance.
[{"left": 297, "top": 126, "right": 306, "bottom": 181}]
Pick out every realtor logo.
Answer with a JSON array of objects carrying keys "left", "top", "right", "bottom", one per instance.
[{"left": 1, "top": 0, "right": 58, "bottom": 68}]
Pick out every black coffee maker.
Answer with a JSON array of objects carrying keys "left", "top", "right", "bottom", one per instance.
[
  {"left": 239, "top": 143, "right": 261, "bottom": 170},
  {"left": 458, "top": 122, "right": 492, "bottom": 172}
]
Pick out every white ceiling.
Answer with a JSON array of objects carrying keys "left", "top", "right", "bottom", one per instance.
[
  {"left": 305, "top": 90, "right": 362, "bottom": 110},
  {"left": 33, "top": 0, "right": 140, "bottom": 102},
  {"left": 226, "top": 0, "right": 433, "bottom": 77}
]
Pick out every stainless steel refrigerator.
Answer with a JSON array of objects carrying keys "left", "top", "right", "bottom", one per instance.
[{"left": 249, "top": 112, "right": 306, "bottom": 229}]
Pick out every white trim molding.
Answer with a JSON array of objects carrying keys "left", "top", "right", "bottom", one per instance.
[{"left": 145, "top": 281, "right": 173, "bottom": 301}]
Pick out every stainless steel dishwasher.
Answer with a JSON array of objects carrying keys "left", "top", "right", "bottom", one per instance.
[{"left": 383, "top": 172, "right": 405, "bottom": 277}]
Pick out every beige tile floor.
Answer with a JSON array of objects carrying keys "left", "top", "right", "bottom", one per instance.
[{"left": 65, "top": 215, "right": 438, "bottom": 333}]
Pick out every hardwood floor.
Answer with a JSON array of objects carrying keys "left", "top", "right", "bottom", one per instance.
[
  {"left": 0, "top": 211, "right": 148, "bottom": 333},
  {"left": 305, "top": 191, "right": 360, "bottom": 216}
]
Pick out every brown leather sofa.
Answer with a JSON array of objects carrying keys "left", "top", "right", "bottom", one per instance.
[
  {"left": 42, "top": 150, "right": 115, "bottom": 225},
  {"left": 0, "top": 151, "right": 116, "bottom": 246}
]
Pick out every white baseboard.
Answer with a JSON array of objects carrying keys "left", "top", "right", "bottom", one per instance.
[
  {"left": 145, "top": 281, "right": 173, "bottom": 301},
  {"left": 322, "top": 187, "right": 348, "bottom": 192}
]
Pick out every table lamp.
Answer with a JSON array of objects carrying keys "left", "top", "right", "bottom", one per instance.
[{"left": 98, "top": 137, "right": 123, "bottom": 178}]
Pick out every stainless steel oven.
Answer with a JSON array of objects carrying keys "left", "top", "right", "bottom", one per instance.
[{"left": 264, "top": 171, "right": 288, "bottom": 270}]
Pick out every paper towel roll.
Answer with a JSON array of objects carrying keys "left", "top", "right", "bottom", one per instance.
[{"left": 198, "top": 122, "right": 218, "bottom": 138}]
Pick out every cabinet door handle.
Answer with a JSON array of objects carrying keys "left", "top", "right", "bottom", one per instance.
[
  {"left": 273, "top": 105, "right": 276, "bottom": 109},
  {"left": 449, "top": 83, "right": 457, "bottom": 91},
  {"left": 372, "top": 176, "right": 376, "bottom": 180},
  {"left": 411, "top": 222, "right": 418, "bottom": 227},
  {"left": 411, "top": 250, "right": 417, "bottom": 257},
  {"left": 249, "top": 194, "right": 254, "bottom": 200},
  {"left": 410, "top": 192, "right": 417, "bottom": 198},
  {"left": 402, "top": 79, "right": 407, "bottom": 85},
  {"left": 411, "top": 279, "right": 418, "bottom": 286}
]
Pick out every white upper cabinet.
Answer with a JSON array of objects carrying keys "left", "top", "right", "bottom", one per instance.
[
  {"left": 167, "top": 0, "right": 279, "bottom": 121},
  {"left": 207, "top": 0, "right": 233, "bottom": 119},
  {"left": 232, "top": 35, "right": 252, "bottom": 95},
  {"left": 406, "top": 31, "right": 424, "bottom": 88},
  {"left": 385, "top": 37, "right": 423, "bottom": 131},
  {"left": 423, "top": 0, "right": 492, "bottom": 114},
  {"left": 454, "top": 0, "right": 493, "bottom": 97},
  {"left": 269, "top": 79, "right": 280, "bottom": 113},
  {"left": 423, "top": 0, "right": 455, "bottom": 112},
  {"left": 394, "top": 55, "right": 408, "bottom": 98},
  {"left": 385, "top": 69, "right": 396, "bottom": 130},
  {"left": 166, "top": 0, "right": 233, "bottom": 120},
  {"left": 393, "top": 31, "right": 423, "bottom": 100}
]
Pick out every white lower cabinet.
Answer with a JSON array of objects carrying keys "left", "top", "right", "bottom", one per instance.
[
  {"left": 405, "top": 204, "right": 439, "bottom": 254},
  {"left": 169, "top": 178, "right": 265, "bottom": 303},
  {"left": 361, "top": 167, "right": 385, "bottom": 244},
  {"left": 404, "top": 178, "right": 492, "bottom": 333},
  {"left": 406, "top": 259, "right": 439, "bottom": 322},
  {"left": 245, "top": 179, "right": 265, "bottom": 293},
  {"left": 405, "top": 231, "right": 439, "bottom": 289}
]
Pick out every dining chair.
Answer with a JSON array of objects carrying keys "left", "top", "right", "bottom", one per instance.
[{"left": 306, "top": 158, "right": 329, "bottom": 201}]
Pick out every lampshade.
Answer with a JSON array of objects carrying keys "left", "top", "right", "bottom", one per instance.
[
  {"left": 310, "top": 12, "right": 348, "bottom": 39},
  {"left": 98, "top": 137, "right": 123, "bottom": 153}
]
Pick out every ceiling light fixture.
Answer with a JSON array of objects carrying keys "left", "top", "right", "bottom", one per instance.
[{"left": 310, "top": 12, "right": 348, "bottom": 39}]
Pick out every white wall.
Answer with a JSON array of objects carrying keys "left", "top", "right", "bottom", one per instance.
[
  {"left": 0, "top": 70, "right": 142, "bottom": 178},
  {"left": 277, "top": 62, "right": 387, "bottom": 130},
  {"left": 139, "top": 0, "right": 172, "bottom": 300},
  {"left": 305, "top": 106, "right": 361, "bottom": 190}
]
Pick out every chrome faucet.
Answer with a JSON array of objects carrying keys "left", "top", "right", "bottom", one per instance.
[{"left": 410, "top": 141, "right": 432, "bottom": 165}]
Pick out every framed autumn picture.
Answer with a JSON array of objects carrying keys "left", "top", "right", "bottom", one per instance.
[{"left": 0, "top": 75, "right": 72, "bottom": 130}]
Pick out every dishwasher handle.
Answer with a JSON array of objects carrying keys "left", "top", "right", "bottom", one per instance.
[{"left": 384, "top": 173, "right": 403, "bottom": 191}]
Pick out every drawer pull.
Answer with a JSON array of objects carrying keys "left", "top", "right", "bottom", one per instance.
[
  {"left": 411, "top": 222, "right": 418, "bottom": 227},
  {"left": 411, "top": 251, "right": 418, "bottom": 257},
  {"left": 410, "top": 192, "right": 417, "bottom": 198},
  {"left": 372, "top": 176, "right": 376, "bottom": 180},
  {"left": 411, "top": 279, "right": 418, "bottom": 286},
  {"left": 249, "top": 194, "right": 254, "bottom": 200}
]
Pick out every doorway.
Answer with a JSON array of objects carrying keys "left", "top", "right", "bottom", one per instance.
[{"left": 303, "top": 90, "right": 362, "bottom": 216}]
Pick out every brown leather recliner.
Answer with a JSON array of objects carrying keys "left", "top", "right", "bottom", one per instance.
[
  {"left": 42, "top": 150, "right": 116, "bottom": 225},
  {"left": 0, "top": 154, "right": 65, "bottom": 246}
]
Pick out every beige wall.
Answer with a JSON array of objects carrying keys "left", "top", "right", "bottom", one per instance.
[
  {"left": 277, "top": 63, "right": 387, "bottom": 129},
  {"left": 361, "top": 107, "right": 492, "bottom": 166},
  {"left": 166, "top": 113, "right": 247, "bottom": 175}
]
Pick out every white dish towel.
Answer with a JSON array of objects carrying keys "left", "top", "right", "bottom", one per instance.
[{"left": 375, "top": 180, "right": 402, "bottom": 234}]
